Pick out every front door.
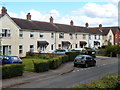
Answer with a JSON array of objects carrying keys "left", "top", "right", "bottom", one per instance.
[{"left": 3, "top": 46, "right": 10, "bottom": 55}]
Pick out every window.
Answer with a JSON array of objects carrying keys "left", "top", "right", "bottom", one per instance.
[
  {"left": 30, "top": 32, "right": 34, "bottom": 38},
  {"left": 40, "top": 32, "right": 44, "bottom": 38},
  {"left": 58, "top": 44, "right": 61, "bottom": 49},
  {"left": 75, "top": 44, "right": 77, "bottom": 48},
  {"left": 30, "top": 45, "right": 34, "bottom": 52},
  {"left": 69, "top": 33, "right": 73, "bottom": 39},
  {"left": 86, "top": 57, "right": 92, "bottom": 60},
  {"left": 94, "top": 35, "right": 97, "bottom": 39},
  {"left": 51, "top": 33, "right": 54, "bottom": 38},
  {"left": 83, "top": 34, "right": 86, "bottom": 39},
  {"left": 19, "top": 31, "right": 23, "bottom": 38},
  {"left": 19, "top": 45, "right": 23, "bottom": 54},
  {"left": 2, "top": 29, "right": 11, "bottom": 37},
  {"left": 89, "top": 34, "right": 91, "bottom": 39},
  {"left": 98, "top": 35, "right": 100, "bottom": 40},
  {"left": 109, "top": 35, "right": 112, "bottom": 40},
  {"left": 59, "top": 33, "right": 64, "bottom": 38},
  {"left": 8, "top": 46, "right": 11, "bottom": 55},
  {"left": 75, "top": 34, "right": 77, "bottom": 39},
  {"left": 51, "top": 44, "right": 54, "bottom": 50}
]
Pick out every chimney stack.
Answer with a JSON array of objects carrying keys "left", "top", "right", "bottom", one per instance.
[
  {"left": 70, "top": 20, "right": 74, "bottom": 26},
  {"left": 50, "top": 16, "right": 53, "bottom": 23},
  {"left": 85, "top": 22, "right": 89, "bottom": 28},
  {"left": 26, "top": 13, "right": 31, "bottom": 20},
  {"left": 99, "top": 24, "right": 102, "bottom": 30},
  {"left": 1, "top": 7, "right": 7, "bottom": 16}
]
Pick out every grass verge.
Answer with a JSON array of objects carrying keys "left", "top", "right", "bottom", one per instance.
[{"left": 73, "top": 74, "right": 120, "bottom": 89}]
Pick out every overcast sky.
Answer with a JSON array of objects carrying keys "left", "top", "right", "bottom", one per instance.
[{"left": 0, "top": 0, "right": 119, "bottom": 27}]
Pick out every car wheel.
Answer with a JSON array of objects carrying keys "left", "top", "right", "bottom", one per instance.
[
  {"left": 74, "top": 64, "right": 77, "bottom": 67},
  {"left": 85, "top": 64, "right": 88, "bottom": 68}
]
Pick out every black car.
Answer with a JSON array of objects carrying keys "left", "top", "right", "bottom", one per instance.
[{"left": 74, "top": 55, "right": 96, "bottom": 68}]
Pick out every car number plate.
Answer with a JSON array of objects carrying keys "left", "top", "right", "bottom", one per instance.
[{"left": 77, "top": 60, "right": 81, "bottom": 62}]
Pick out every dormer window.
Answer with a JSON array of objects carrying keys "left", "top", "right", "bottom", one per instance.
[{"left": 2, "top": 29, "right": 11, "bottom": 37}]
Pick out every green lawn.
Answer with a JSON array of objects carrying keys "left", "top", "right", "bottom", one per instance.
[{"left": 22, "top": 57, "right": 49, "bottom": 72}]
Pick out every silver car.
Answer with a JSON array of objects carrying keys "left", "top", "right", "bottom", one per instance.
[{"left": 52, "top": 49, "right": 69, "bottom": 54}]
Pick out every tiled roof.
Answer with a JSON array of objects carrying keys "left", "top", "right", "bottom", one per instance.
[
  {"left": 11, "top": 17, "right": 118, "bottom": 35},
  {"left": 11, "top": 18, "right": 59, "bottom": 32}
]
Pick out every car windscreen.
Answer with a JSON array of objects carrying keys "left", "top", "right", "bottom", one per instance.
[{"left": 11, "top": 57, "right": 20, "bottom": 61}]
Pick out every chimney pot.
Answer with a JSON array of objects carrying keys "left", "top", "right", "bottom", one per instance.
[
  {"left": 99, "top": 24, "right": 102, "bottom": 30},
  {"left": 85, "top": 22, "right": 89, "bottom": 28},
  {"left": 70, "top": 20, "right": 74, "bottom": 26},
  {"left": 50, "top": 16, "right": 53, "bottom": 23},
  {"left": 1, "top": 7, "right": 7, "bottom": 16},
  {"left": 26, "top": 13, "right": 31, "bottom": 20}
]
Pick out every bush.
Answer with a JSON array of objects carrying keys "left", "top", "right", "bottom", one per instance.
[
  {"left": 61, "top": 55, "right": 69, "bottom": 63},
  {"left": 34, "top": 61, "right": 49, "bottom": 72},
  {"left": 66, "top": 51, "right": 80, "bottom": 61},
  {"left": 49, "top": 56, "right": 62, "bottom": 69},
  {"left": 2, "top": 64, "right": 24, "bottom": 79},
  {"left": 105, "top": 45, "right": 120, "bottom": 57}
]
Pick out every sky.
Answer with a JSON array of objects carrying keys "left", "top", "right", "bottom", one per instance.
[{"left": 0, "top": 0, "right": 119, "bottom": 27}]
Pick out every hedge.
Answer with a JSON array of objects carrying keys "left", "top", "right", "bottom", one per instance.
[
  {"left": 34, "top": 61, "right": 49, "bottom": 72},
  {"left": 33, "top": 52, "right": 80, "bottom": 72},
  {"left": 33, "top": 55, "right": 69, "bottom": 72},
  {"left": 66, "top": 51, "right": 80, "bottom": 61},
  {"left": 1, "top": 64, "right": 24, "bottom": 79}
]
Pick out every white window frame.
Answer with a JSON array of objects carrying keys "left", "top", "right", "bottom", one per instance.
[
  {"left": 2, "top": 29, "right": 11, "bottom": 37},
  {"left": 19, "top": 31, "right": 23, "bottom": 38},
  {"left": 30, "top": 32, "right": 34, "bottom": 38},
  {"left": 40, "top": 32, "right": 44, "bottom": 38},
  {"left": 30, "top": 45, "right": 34, "bottom": 52},
  {"left": 51, "top": 32, "right": 54, "bottom": 38},
  {"left": 19, "top": 45, "right": 23, "bottom": 54},
  {"left": 59, "top": 32, "right": 64, "bottom": 38},
  {"left": 83, "top": 34, "right": 86, "bottom": 39}
]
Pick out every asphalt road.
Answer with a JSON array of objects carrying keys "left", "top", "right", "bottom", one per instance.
[{"left": 12, "top": 57, "right": 119, "bottom": 88}]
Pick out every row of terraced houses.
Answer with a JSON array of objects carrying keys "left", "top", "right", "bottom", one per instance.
[{"left": 0, "top": 7, "right": 120, "bottom": 57}]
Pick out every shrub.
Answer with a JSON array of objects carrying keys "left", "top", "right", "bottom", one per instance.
[
  {"left": 73, "top": 74, "right": 119, "bottom": 89},
  {"left": 34, "top": 61, "right": 49, "bottom": 72},
  {"left": 105, "top": 45, "right": 120, "bottom": 57},
  {"left": 2, "top": 64, "right": 24, "bottom": 79},
  {"left": 49, "top": 56, "right": 62, "bottom": 69},
  {"left": 66, "top": 51, "right": 80, "bottom": 61},
  {"left": 61, "top": 55, "right": 69, "bottom": 63}
]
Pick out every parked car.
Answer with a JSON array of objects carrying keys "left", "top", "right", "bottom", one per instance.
[
  {"left": 52, "top": 49, "right": 69, "bottom": 54},
  {"left": 0, "top": 55, "right": 22, "bottom": 65},
  {"left": 70, "top": 48, "right": 86, "bottom": 51},
  {"left": 74, "top": 55, "right": 96, "bottom": 68}
]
